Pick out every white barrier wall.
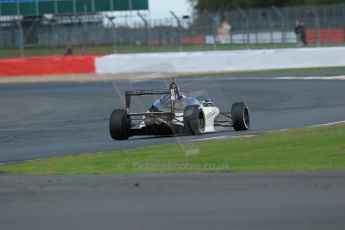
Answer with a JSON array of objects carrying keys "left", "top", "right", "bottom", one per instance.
[
  {"left": 205, "top": 31, "right": 297, "bottom": 44},
  {"left": 96, "top": 47, "right": 345, "bottom": 74}
]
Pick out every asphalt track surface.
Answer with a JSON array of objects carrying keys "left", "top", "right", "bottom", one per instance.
[
  {"left": 1, "top": 172, "right": 345, "bottom": 230},
  {"left": 1, "top": 74, "right": 345, "bottom": 163},
  {"left": 1, "top": 73, "right": 345, "bottom": 230}
]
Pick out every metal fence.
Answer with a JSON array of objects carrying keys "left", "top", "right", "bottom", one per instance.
[{"left": 1, "top": 3, "right": 345, "bottom": 58}]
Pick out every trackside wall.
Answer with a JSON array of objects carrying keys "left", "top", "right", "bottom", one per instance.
[
  {"left": 95, "top": 47, "right": 345, "bottom": 74},
  {"left": 1, "top": 47, "right": 344, "bottom": 77}
]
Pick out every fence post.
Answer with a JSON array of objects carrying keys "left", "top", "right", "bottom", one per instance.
[
  {"left": 208, "top": 11, "right": 218, "bottom": 50},
  {"left": 237, "top": 8, "right": 250, "bottom": 46},
  {"left": 272, "top": 6, "right": 286, "bottom": 45},
  {"left": 47, "top": 17, "right": 57, "bottom": 55},
  {"left": 16, "top": 20, "right": 25, "bottom": 57},
  {"left": 267, "top": 11, "right": 274, "bottom": 44},
  {"left": 0, "top": 22, "right": 3, "bottom": 47},
  {"left": 343, "top": 4, "right": 345, "bottom": 43},
  {"left": 170, "top": 11, "right": 182, "bottom": 51},
  {"left": 106, "top": 15, "right": 117, "bottom": 53},
  {"left": 137, "top": 12, "right": 150, "bottom": 47},
  {"left": 308, "top": 6, "right": 320, "bottom": 47}
]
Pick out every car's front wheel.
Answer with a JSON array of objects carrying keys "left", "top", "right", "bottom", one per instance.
[
  {"left": 231, "top": 102, "right": 250, "bottom": 131},
  {"left": 109, "top": 109, "right": 130, "bottom": 140},
  {"left": 183, "top": 105, "right": 205, "bottom": 135}
]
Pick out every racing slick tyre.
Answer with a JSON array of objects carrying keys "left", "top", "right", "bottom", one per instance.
[
  {"left": 109, "top": 109, "right": 130, "bottom": 140},
  {"left": 231, "top": 102, "right": 250, "bottom": 131},
  {"left": 183, "top": 105, "right": 205, "bottom": 135}
]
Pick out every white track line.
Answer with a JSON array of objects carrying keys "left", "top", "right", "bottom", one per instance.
[
  {"left": 211, "top": 75, "right": 345, "bottom": 81},
  {"left": 277, "top": 76, "right": 345, "bottom": 80},
  {"left": 182, "top": 120, "right": 345, "bottom": 143},
  {"left": 307, "top": 120, "right": 345, "bottom": 128},
  {"left": 186, "top": 134, "right": 255, "bottom": 143}
]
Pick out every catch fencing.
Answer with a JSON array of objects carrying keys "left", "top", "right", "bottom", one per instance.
[{"left": 0, "top": 3, "right": 345, "bottom": 57}]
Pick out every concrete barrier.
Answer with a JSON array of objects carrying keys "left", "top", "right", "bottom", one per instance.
[{"left": 95, "top": 47, "right": 345, "bottom": 74}]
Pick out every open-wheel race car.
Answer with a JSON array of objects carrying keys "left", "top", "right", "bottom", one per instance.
[{"left": 109, "top": 80, "right": 250, "bottom": 140}]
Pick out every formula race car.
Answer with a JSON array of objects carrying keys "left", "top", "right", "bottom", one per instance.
[{"left": 109, "top": 80, "right": 250, "bottom": 140}]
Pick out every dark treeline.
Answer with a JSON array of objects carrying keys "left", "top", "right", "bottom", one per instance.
[{"left": 194, "top": 0, "right": 345, "bottom": 11}]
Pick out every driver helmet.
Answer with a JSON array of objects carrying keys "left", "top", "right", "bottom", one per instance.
[{"left": 204, "top": 97, "right": 213, "bottom": 103}]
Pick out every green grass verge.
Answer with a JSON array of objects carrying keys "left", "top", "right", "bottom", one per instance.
[
  {"left": 179, "top": 66, "right": 345, "bottom": 78},
  {"left": 0, "top": 44, "right": 295, "bottom": 59},
  {"left": 2, "top": 43, "right": 344, "bottom": 59},
  {"left": 1, "top": 124, "right": 345, "bottom": 175}
]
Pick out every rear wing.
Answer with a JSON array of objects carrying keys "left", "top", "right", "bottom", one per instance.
[{"left": 125, "top": 82, "right": 179, "bottom": 116}]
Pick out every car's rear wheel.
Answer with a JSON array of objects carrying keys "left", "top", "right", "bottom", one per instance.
[
  {"left": 183, "top": 105, "right": 205, "bottom": 135},
  {"left": 109, "top": 109, "right": 130, "bottom": 140},
  {"left": 231, "top": 102, "right": 250, "bottom": 131}
]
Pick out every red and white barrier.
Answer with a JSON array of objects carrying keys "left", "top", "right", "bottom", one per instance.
[
  {"left": 0, "top": 56, "right": 97, "bottom": 77},
  {"left": 1, "top": 47, "right": 345, "bottom": 77}
]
